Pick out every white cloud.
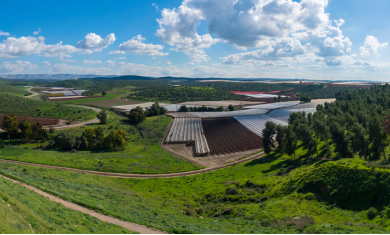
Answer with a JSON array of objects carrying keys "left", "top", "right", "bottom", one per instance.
[
  {"left": 0, "top": 36, "right": 79, "bottom": 59},
  {"left": 64, "top": 59, "right": 76, "bottom": 62},
  {"left": 0, "top": 31, "right": 10, "bottom": 36},
  {"left": 119, "top": 57, "right": 126, "bottom": 59},
  {"left": 43, "top": 61, "right": 51, "bottom": 67},
  {"left": 108, "top": 50, "right": 126, "bottom": 54},
  {"left": 82, "top": 60, "right": 102, "bottom": 64},
  {"left": 166, "top": 61, "right": 171, "bottom": 64},
  {"left": 105, "top": 60, "right": 116, "bottom": 66},
  {"left": 334, "top": 19, "right": 345, "bottom": 27},
  {"left": 50, "top": 63, "right": 112, "bottom": 74},
  {"left": 0, "top": 61, "right": 38, "bottom": 73},
  {"left": 352, "top": 60, "right": 379, "bottom": 72},
  {"left": 359, "top": 35, "right": 388, "bottom": 57},
  {"left": 33, "top": 28, "right": 41, "bottom": 35},
  {"left": 77, "top": 33, "right": 116, "bottom": 54},
  {"left": 118, "top": 35, "right": 167, "bottom": 56}
]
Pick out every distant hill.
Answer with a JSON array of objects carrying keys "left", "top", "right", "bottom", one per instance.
[{"left": 0, "top": 74, "right": 118, "bottom": 80}]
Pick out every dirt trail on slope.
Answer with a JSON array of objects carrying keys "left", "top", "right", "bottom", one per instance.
[
  {"left": 52, "top": 105, "right": 108, "bottom": 130},
  {"left": 0, "top": 175, "right": 165, "bottom": 234},
  {"left": 0, "top": 151, "right": 265, "bottom": 179},
  {"left": 25, "top": 87, "right": 39, "bottom": 98}
]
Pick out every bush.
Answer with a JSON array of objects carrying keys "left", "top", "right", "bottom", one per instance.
[
  {"left": 48, "top": 126, "right": 55, "bottom": 134},
  {"left": 97, "top": 109, "right": 109, "bottom": 124},
  {"left": 226, "top": 186, "right": 239, "bottom": 195},
  {"left": 367, "top": 207, "right": 378, "bottom": 220}
]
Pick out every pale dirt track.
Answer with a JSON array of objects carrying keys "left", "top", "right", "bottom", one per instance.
[
  {"left": 52, "top": 105, "right": 103, "bottom": 130},
  {"left": 0, "top": 151, "right": 265, "bottom": 178},
  {"left": 25, "top": 87, "right": 39, "bottom": 98},
  {"left": 0, "top": 175, "right": 165, "bottom": 234}
]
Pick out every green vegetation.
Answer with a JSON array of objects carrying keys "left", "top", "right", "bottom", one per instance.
[
  {"left": 0, "top": 176, "right": 133, "bottom": 233},
  {"left": 179, "top": 105, "right": 224, "bottom": 112},
  {"left": 2, "top": 146, "right": 390, "bottom": 233},
  {"left": 127, "top": 86, "right": 244, "bottom": 103},
  {"left": 0, "top": 84, "right": 31, "bottom": 96},
  {"left": 0, "top": 93, "right": 95, "bottom": 121},
  {"left": 0, "top": 113, "right": 202, "bottom": 174},
  {"left": 178, "top": 81, "right": 360, "bottom": 99}
]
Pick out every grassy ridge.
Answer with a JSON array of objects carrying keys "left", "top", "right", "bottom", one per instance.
[
  {"left": 0, "top": 114, "right": 202, "bottom": 174},
  {"left": 0, "top": 176, "right": 133, "bottom": 233},
  {"left": 0, "top": 93, "right": 95, "bottom": 121},
  {"left": 1, "top": 142, "right": 390, "bottom": 233}
]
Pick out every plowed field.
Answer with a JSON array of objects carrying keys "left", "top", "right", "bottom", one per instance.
[
  {"left": 0, "top": 114, "right": 59, "bottom": 126},
  {"left": 201, "top": 117, "right": 262, "bottom": 155}
]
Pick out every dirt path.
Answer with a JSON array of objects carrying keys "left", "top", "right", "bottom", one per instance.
[
  {"left": 0, "top": 151, "right": 265, "bottom": 179},
  {"left": 0, "top": 175, "right": 165, "bottom": 234},
  {"left": 52, "top": 105, "right": 108, "bottom": 130},
  {"left": 25, "top": 87, "right": 39, "bottom": 98}
]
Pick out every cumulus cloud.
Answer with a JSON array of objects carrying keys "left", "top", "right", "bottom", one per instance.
[
  {"left": 118, "top": 35, "right": 167, "bottom": 56},
  {"left": 109, "top": 50, "right": 126, "bottom": 54},
  {"left": 156, "top": 4, "right": 220, "bottom": 62},
  {"left": 0, "top": 36, "right": 79, "bottom": 59},
  {"left": 352, "top": 60, "right": 379, "bottom": 72},
  {"left": 77, "top": 33, "right": 116, "bottom": 54},
  {"left": 0, "top": 61, "right": 38, "bottom": 73},
  {"left": 359, "top": 35, "right": 388, "bottom": 57},
  {"left": 64, "top": 59, "right": 76, "bottom": 62},
  {"left": 33, "top": 28, "right": 42, "bottom": 35},
  {"left": 119, "top": 57, "right": 126, "bottom": 59},
  {"left": 82, "top": 60, "right": 102, "bottom": 64},
  {"left": 50, "top": 63, "right": 112, "bottom": 74},
  {"left": 105, "top": 60, "right": 116, "bottom": 66},
  {"left": 43, "top": 61, "right": 51, "bottom": 67},
  {"left": 0, "top": 31, "right": 10, "bottom": 36}
]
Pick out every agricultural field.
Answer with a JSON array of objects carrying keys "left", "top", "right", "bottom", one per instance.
[
  {"left": 2, "top": 141, "right": 390, "bottom": 233},
  {"left": 0, "top": 176, "right": 132, "bottom": 233},
  {"left": 0, "top": 84, "right": 31, "bottom": 96},
  {"left": 78, "top": 99, "right": 143, "bottom": 109},
  {"left": 0, "top": 113, "right": 203, "bottom": 174},
  {"left": 0, "top": 114, "right": 59, "bottom": 126},
  {"left": 202, "top": 118, "right": 263, "bottom": 155},
  {"left": 0, "top": 93, "right": 95, "bottom": 121}
]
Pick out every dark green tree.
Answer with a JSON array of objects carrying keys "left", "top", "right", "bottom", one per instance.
[
  {"left": 128, "top": 106, "right": 146, "bottom": 125},
  {"left": 262, "top": 122, "right": 276, "bottom": 154}
]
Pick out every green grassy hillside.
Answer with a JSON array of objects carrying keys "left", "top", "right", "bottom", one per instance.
[
  {"left": 2, "top": 143, "right": 390, "bottom": 233},
  {"left": 0, "top": 176, "right": 134, "bottom": 233},
  {"left": 0, "top": 113, "right": 202, "bottom": 174},
  {"left": 0, "top": 93, "right": 95, "bottom": 121}
]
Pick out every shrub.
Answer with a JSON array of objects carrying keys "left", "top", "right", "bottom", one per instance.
[
  {"left": 226, "top": 186, "right": 238, "bottom": 195},
  {"left": 48, "top": 126, "right": 55, "bottom": 134},
  {"left": 367, "top": 207, "right": 378, "bottom": 220}
]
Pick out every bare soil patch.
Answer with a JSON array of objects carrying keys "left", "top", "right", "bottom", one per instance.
[
  {"left": 162, "top": 143, "right": 261, "bottom": 168},
  {"left": 202, "top": 117, "right": 263, "bottom": 155},
  {"left": 0, "top": 114, "right": 59, "bottom": 126},
  {"left": 81, "top": 99, "right": 143, "bottom": 109}
]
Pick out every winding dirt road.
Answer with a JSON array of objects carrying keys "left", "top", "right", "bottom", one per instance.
[
  {"left": 24, "top": 87, "right": 39, "bottom": 98},
  {"left": 0, "top": 175, "right": 165, "bottom": 234}
]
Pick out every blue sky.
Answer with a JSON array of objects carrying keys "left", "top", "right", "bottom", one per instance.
[{"left": 1, "top": 0, "right": 390, "bottom": 81}]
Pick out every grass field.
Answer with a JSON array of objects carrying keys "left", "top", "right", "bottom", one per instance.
[
  {"left": 0, "top": 176, "right": 133, "bottom": 233},
  {"left": 1, "top": 142, "right": 390, "bottom": 233},
  {"left": 58, "top": 94, "right": 123, "bottom": 105},
  {"left": 0, "top": 113, "right": 202, "bottom": 174},
  {"left": 0, "top": 93, "right": 95, "bottom": 121}
]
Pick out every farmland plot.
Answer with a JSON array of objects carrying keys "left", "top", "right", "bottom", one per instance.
[
  {"left": 0, "top": 114, "right": 59, "bottom": 126},
  {"left": 164, "top": 118, "right": 210, "bottom": 155},
  {"left": 201, "top": 117, "right": 262, "bottom": 155}
]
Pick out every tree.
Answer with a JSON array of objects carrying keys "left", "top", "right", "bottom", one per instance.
[
  {"left": 128, "top": 106, "right": 146, "bottom": 125},
  {"left": 300, "top": 96, "right": 311, "bottom": 103},
  {"left": 278, "top": 95, "right": 281, "bottom": 102},
  {"left": 102, "top": 90, "right": 107, "bottom": 96},
  {"left": 297, "top": 123, "right": 318, "bottom": 155},
  {"left": 97, "top": 109, "right": 108, "bottom": 124},
  {"left": 82, "top": 128, "right": 96, "bottom": 149},
  {"left": 18, "top": 120, "right": 32, "bottom": 141},
  {"left": 262, "top": 121, "right": 276, "bottom": 154},
  {"left": 275, "top": 125, "right": 287, "bottom": 151},
  {"left": 179, "top": 105, "right": 188, "bottom": 112},
  {"left": 2, "top": 115, "right": 18, "bottom": 142},
  {"left": 228, "top": 104, "right": 234, "bottom": 111},
  {"left": 284, "top": 125, "right": 298, "bottom": 158}
]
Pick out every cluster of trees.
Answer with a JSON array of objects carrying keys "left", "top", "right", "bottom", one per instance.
[
  {"left": 177, "top": 81, "right": 360, "bottom": 99},
  {"left": 127, "top": 86, "right": 244, "bottom": 103},
  {"left": 52, "top": 127, "right": 126, "bottom": 151},
  {"left": 96, "top": 109, "right": 108, "bottom": 124},
  {"left": 2, "top": 116, "right": 48, "bottom": 142},
  {"left": 262, "top": 84, "right": 390, "bottom": 161},
  {"left": 128, "top": 102, "right": 167, "bottom": 125},
  {"left": 179, "top": 105, "right": 224, "bottom": 112}
]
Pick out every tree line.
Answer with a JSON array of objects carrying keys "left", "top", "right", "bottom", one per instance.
[
  {"left": 178, "top": 105, "right": 224, "bottom": 112},
  {"left": 2, "top": 116, "right": 48, "bottom": 142},
  {"left": 262, "top": 84, "right": 390, "bottom": 161}
]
